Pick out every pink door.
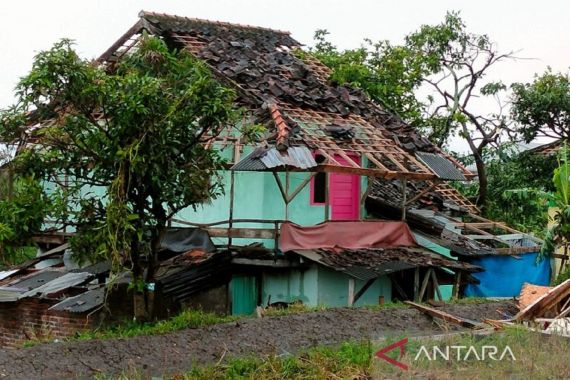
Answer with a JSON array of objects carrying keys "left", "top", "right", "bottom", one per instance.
[{"left": 330, "top": 155, "right": 361, "bottom": 220}]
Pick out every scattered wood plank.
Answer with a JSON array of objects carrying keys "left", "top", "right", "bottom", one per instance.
[
  {"left": 404, "top": 301, "right": 484, "bottom": 328},
  {"left": 514, "top": 279, "right": 570, "bottom": 321}
]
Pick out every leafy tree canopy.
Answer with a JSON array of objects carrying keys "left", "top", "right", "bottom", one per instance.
[
  {"left": 0, "top": 36, "right": 239, "bottom": 286},
  {"left": 511, "top": 69, "right": 570, "bottom": 142},
  {"left": 311, "top": 12, "right": 513, "bottom": 207}
]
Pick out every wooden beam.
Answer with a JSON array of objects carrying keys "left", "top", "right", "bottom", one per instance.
[
  {"left": 452, "top": 271, "right": 462, "bottom": 299},
  {"left": 418, "top": 268, "right": 432, "bottom": 302},
  {"left": 401, "top": 178, "right": 407, "bottom": 220},
  {"left": 348, "top": 278, "right": 355, "bottom": 307},
  {"left": 272, "top": 172, "right": 288, "bottom": 203},
  {"left": 206, "top": 228, "right": 276, "bottom": 239},
  {"left": 353, "top": 278, "right": 377, "bottom": 304},
  {"left": 287, "top": 173, "right": 315, "bottom": 203},
  {"left": 414, "top": 267, "right": 420, "bottom": 302},
  {"left": 405, "top": 301, "right": 483, "bottom": 328},
  {"left": 430, "top": 269, "right": 443, "bottom": 301},
  {"left": 405, "top": 182, "right": 438, "bottom": 206}
]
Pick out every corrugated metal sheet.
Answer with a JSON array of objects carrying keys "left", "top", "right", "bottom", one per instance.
[
  {"left": 0, "top": 270, "right": 20, "bottom": 282},
  {"left": 0, "top": 287, "right": 24, "bottom": 302},
  {"left": 49, "top": 286, "right": 105, "bottom": 313},
  {"left": 7, "top": 270, "right": 65, "bottom": 291},
  {"left": 232, "top": 146, "right": 317, "bottom": 171},
  {"left": 72, "top": 261, "right": 111, "bottom": 275},
  {"left": 260, "top": 146, "right": 317, "bottom": 169},
  {"left": 230, "top": 150, "right": 268, "bottom": 171},
  {"left": 416, "top": 152, "right": 467, "bottom": 181},
  {"left": 20, "top": 272, "right": 94, "bottom": 298}
]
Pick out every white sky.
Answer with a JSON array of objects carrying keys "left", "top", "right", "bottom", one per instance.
[{"left": 1, "top": 0, "right": 569, "bottom": 152}]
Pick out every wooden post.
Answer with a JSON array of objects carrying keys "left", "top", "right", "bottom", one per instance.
[
  {"left": 348, "top": 278, "right": 355, "bottom": 306},
  {"left": 431, "top": 269, "right": 443, "bottom": 301},
  {"left": 228, "top": 170, "right": 235, "bottom": 248},
  {"left": 401, "top": 178, "right": 407, "bottom": 220},
  {"left": 414, "top": 267, "right": 420, "bottom": 302},
  {"left": 285, "top": 171, "right": 290, "bottom": 220},
  {"left": 418, "top": 268, "right": 432, "bottom": 302},
  {"left": 324, "top": 172, "right": 330, "bottom": 221},
  {"left": 453, "top": 271, "right": 462, "bottom": 299}
]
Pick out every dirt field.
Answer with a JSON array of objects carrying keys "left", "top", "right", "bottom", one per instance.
[{"left": 0, "top": 301, "right": 516, "bottom": 379}]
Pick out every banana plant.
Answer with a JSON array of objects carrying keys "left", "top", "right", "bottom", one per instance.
[{"left": 540, "top": 142, "right": 570, "bottom": 261}]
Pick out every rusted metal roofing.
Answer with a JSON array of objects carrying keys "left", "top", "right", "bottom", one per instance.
[{"left": 416, "top": 152, "right": 467, "bottom": 181}]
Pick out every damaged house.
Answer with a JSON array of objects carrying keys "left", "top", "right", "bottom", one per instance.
[{"left": 0, "top": 11, "right": 548, "bottom": 341}]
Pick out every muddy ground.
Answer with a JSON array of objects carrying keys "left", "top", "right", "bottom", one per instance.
[{"left": 0, "top": 301, "right": 516, "bottom": 379}]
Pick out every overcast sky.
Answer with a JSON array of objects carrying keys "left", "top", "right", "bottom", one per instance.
[{"left": 1, "top": 1, "right": 569, "bottom": 151}]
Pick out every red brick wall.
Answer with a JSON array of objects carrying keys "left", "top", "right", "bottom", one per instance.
[{"left": 0, "top": 298, "right": 99, "bottom": 347}]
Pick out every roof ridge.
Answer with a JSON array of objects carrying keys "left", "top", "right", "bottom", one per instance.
[{"left": 139, "top": 10, "right": 292, "bottom": 35}]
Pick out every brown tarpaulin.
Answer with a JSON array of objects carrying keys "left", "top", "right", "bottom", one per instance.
[{"left": 279, "top": 221, "right": 417, "bottom": 252}]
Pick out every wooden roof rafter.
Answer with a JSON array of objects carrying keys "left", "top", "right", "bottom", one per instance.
[{"left": 279, "top": 106, "right": 436, "bottom": 180}]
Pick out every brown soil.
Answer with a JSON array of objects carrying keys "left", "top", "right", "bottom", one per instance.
[{"left": 0, "top": 301, "right": 516, "bottom": 379}]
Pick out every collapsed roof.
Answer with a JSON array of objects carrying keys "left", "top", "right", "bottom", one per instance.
[
  {"left": 97, "top": 11, "right": 473, "bottom": 181},
  {"left": 366, "top": 181, "right": 543, "bottom": 257}
]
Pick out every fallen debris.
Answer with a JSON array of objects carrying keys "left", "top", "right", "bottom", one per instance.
[
  {"left": 404, "top": 301, "right": 485, "bottom": 328},
  {"left": 514, "top": 279, "right": 570, "bottom": 321},
  {"left": 485, "top": 280, "right": 570, "bottom": 337}
]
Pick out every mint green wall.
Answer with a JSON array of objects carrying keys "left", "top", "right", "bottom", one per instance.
[
  {"left": 174, "top": 166, "right": 369, "bottom": 248},
  {"left": 414, "top": 232, "right": 454, "bottom": 301},
  {"left": 317, "top": 267, "right": 392, "bottom": 307}
]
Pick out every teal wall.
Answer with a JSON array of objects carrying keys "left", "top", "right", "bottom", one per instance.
[
  {"left": 230, "top": 274, "right": 258, "bottom": 315},
  {"left": 230, "top": 264, "right": 392, "bottom": 315},
  {"left": 261, "top": 266, "right": 319, "bottom": 306},
  {"left": 317, "top": 266, "right": 391, "bottom": 307}
]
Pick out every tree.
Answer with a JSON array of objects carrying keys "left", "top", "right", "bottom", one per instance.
[
  {"left": 312, "top": 12, "right": 514, "bottom": 207},
  {"left": 0, "top": 36, "right": 239, "bottom": 317},
  {"left": 455, "top": 144, "right": 556, "bottom": 235},
  {"left": 311, "top": 31, "right": 430, "bottom": 131},
  {"left": 0, "top": 175, "right": 52, "bottom": 266},
  {"left": 511, "top": 69, "right": 570, "bottom": 142}
]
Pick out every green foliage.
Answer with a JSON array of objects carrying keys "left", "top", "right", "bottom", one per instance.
[
  {"left": 310, "top": 29, "right": 430, "bottom": 130},
  {"left": 455, "top": 145, "right": 555, "bottom": 235},
  {"left": 0, "top": 36, "right": 238, "bottom": 279},
  {"left": 511, "top": 68, "right": 570, "bottom": 142},
  {"left": 311, "top": 12, "right": 512, "bottom": 206},
  {"left": 23, "top": 309, "right": 238, "bottom": 347},
  {"left": 186, "top": 341, "right": 373, "bottom": 380},
  {"left": 0, "top": 175, "right": 51, "bottom": 266},
  {"left": 541, "top": 142, "right": 570, "bottom": 260}
]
